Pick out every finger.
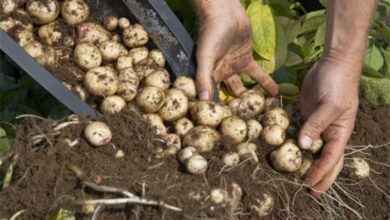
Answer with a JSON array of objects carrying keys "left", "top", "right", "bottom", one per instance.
[
  {"left": 310, "top": 157, "right": 343, "bottom": 197},
  {"left": 242, "top": 59, "right": 278, "bottom": 96},
  {"left": 224, "top": 75, "right": 247, "bottom": 97},
  {"left": 298, "top": 104, "right": 342, "bottom": 150}
]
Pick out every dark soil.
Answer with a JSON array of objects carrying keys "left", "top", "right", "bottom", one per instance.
[{"left": 0, "top": 101, "right": 389, "bottom": 220}]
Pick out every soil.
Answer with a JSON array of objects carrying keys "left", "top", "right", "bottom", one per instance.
[{"left": 0, "top": 101, "right": 389, "bottom": 220}]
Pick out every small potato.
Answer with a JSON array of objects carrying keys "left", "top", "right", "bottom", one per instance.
[
  {"left": 144, "top": 114, "right": 167, "bottom": 136},
  {"left": 246, "top": 119, "right": 262, "bottom": 141},
  {"left": 295, "top": 155, "right": 313, "bottom": 177},
  {"left": 178, "top": 146, "right": 198, "bottom": 163},
  {"left": 164, "top": 133, "right": 181, "bottom": 155},
  {"left": 173, "top": 76, "right": 197, "bottom": 99},
  {"left": 307, "top": 139, "right": 323, "bottom": 154},
  {"left": 346, "top": 157, "right": 370, "bottom": 180},
  {"left": 221, "top": 116, "right": 247, "bottom": 144},
  {"left": 229, "top": 90, "right": 265, "bottom": 119},
  {"left": 158, "top": 89, "right": 188, "bottom": 122},
  {"left": 117, "top": 67, "right": 139, "bottom": 102},
  {"left": 111, "top": 33, "right": 121, "bottom": 42},
  {"left": 84, "top": 66, "right": 119, "bottom": 96},
  {"left": 236, "top": 142, "right": 258, "bottom": 163},
  {"left": 221, "top": 105, "right": 233, "bottom": 119},
  {"left": 24, "top": 41, "right": 56, "bottom": 67},
  {"left": 38, "top": 21, "right": 74, "bottom": 47},
  {"left": 251, "top": 193, "right": 274, "bottom": 217},
  {"left": 13, "top": 27, "right": 34, "bottom": 47},
  {"left": 222, "top": 152, "right": 240, "bottom": 167},
  {"left": 262, "top": 107, "right": 290, "bottom": 130},
  {"left": 118, "top": 17, "right": 130, "bottom": 29},
  {"left": 26, "top": 0, "right": 60, "bottom": 24},
  {"left": 123, "top": 23, "right": 148, "bottom": 48},
  {"left": 270, "top": 140, "right": 302, "bottom": 172},
  {"left": 129, "top": 46, "right": 149, "bottom": 65},
  {"left": 76, "top": 22, "right": 111, "bottom": 45},
  {"left": 73, "top": 85, "right": 88, "bottom": 101},
  {"left": 103, "top": 16, "right": 118, "bottom": 31},
  {"left": 136, "top": 86, "right": 165, "bottom": 113},
  {"left": 61, "top": 0, "right": 89, "bottom": 26},
  {"left": 183, "top": 126, "right": 220, "bottom": 152},
  {"left": 210, "top": 188, "right": 227, "bottom": 205},
  {"left": 116, "top": 55, "right": 133, "bottom": 71},
  {"left": 191, "top": 101, "right": 225, "bottom": 127},
  {"left": 261, "top": 125, "right": 285, "bottom": 146},
  {"left": 99, "top": 40, "right": 122, "bottom": 62},
  {"left": 0, "top": 0, "right": 17, "bottom": 15},
  {"left": 0, "top": 9, "right": 33, "bottom": 32},
  {"left": 133, "top": 58, "right": 158, "bottom": 79},
  {"left": 185, "top": 155, "right": 208, "bottom": 175},
  {"left": 100, "top": 96, "right": 126, "bottom": 114},
  {"left": 252, "top": 84, "right": 265, "bottom": 96},
  {"left": 148, "top": 49, "right": 165, "bottom": 67},
  {"left": 74, "top": 43, "right": 102, "bottom": 70},
  {"left": 227, "top": 183, "right": 242, "bottom": 209},
  {"left": 174, "top": 117, "right": 194, "bottom": 137},
  {"left": 84, "top": 121, "right": 112, "bottom": 147},
  {"left": 144, "top": 69, "right": 170, "bottom": 90}
]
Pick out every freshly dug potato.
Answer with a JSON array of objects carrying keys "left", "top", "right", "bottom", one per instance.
[
  {"left": 38, "top": 21, "right": 74, "bottom": 47},
  {"left": 236, "top": 142, "right": 258, "bottom": 163},
  {"left": 144, "top": 69, "right": 170, "bottom": 90},
  {"left": 222, "top": 152, "right": 240, "bottom": 167},
  {"left": 221, "top": 105, "right": 233, "bottom": 119},
  {"left": 12, "top": 27, "right": 34, "bottom": 47},
  {"left": 100, "top": 96, "right": 126, "bottom": 114},
  {"left": 116, "top": 55, "right": 133, "bottom": 71},
  {"left": 148, "top": 49, "right": 165, "bottom": 67},
  {"left": 136, "top": 86, "right": 165, "bottom": 113},
  {"left": 164, "top": 133, "right": 182, "bottom": 155},
  {"left": 76, "top": 22, "right": 111, "bottom": 45},
  {"left": 236, "top": 90, "right": 265, "bottom": 119},
  {"left": 84, "top": 121, "right": 112, "bottom": 147},
  {"left": 246, "top": 119, "right": 262, "bottom": 141},
  {"left": 99, "top": 40, "right": 122, "bottom": 62},
  {"left": 252, "top": 84, "right": 265, "bottom": 96},
  {"left": 251, "top": 193, "right": 274, "bottom": 217},
  {"left": 227, "top": 183, "right": 242, "bottom": 209},
  {"left": 210, "top": 188, "right": 227, "bottom": 205},
  {"left": 191, "top": 101, "right": 225, "bottom": 127},
  {"left": 186, "top": 155, "right": 208, "bottom": 175},
  {"left": 346, "top": 157, "right": 370, "bottom": 180},
  {"left": 295, "top": 155, "right": 313, "bottom": 177},
  {"left": 74, "top": 43, "right": 102, "bottom": 70},
  {"left": 307, "top": 139, "right": 323, "bottom": 154},
  {"left": 133, "top": 58, "right": 158, "bottom": 79},
  {"left": 174, "top": 117, "right": 194, "bottom": 137},
  {"left": 144, "top": 114, "right": 167, "bottom": 136},
  {"left": 183, "top": 126, "right": 220, "bottom": 152},
  {"left": 0, "top": 9, "right": 33, "bottom": 32},
  {"left": 0, "top": 0, "right": 17, "bottom": 15},
  {"left": 262, "top": 107, "right": 290, "bottom": 130},
  {"left": 72, "top": 84, "right": 88, "bottom": 101},
  {"left": 103, "top": 16, "right": 118, "bottom": 31},
  {"left": 117, "top": 67, "right": 139, "bottom": 102},
  {"left": 61, "top": 0, "right": 89, "bottom": 26},
  {"left": 173, "top": 76, "right": 197, "bottom": 99},
  {"left": 118, "top": 17, "right": 130, "bottom": 29},
  {"left": 23, "top": 41, "right": 56, "bottom": 67},
  {"left": 270, "top": 140, "right": 302, "bottom": 173},
  {"left": 84, "top": 66, "right": 119, "bottom": 96},
  {"left": 178, "top": 146, "right": 198, "bottom": 163},
  {"left": 129, "top": 46, "right": 149, "bottom": 65},
  {"left": 221, "top": 116, "right": 247, "bottom": 144},
  {"left": 158, "top": 89, "right": 188, "bottom": 122},
  {"left": 26, "top": 0, "right": 60, "bottom": 24},
  {"left": 261, "top": 125, "right": 285, "bottom": 146},
  {"left": 123, "top": 23, "right": 148, "bottom": 48}
]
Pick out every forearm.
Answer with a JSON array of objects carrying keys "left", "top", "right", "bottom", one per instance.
[{"left": 324, "top": 0, "right": 378, "bottom": 75}]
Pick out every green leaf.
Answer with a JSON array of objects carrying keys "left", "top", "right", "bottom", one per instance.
[
  {"left": 276, "top": 16, "right": 301, "bottom": 44},
  {"left": 314, "top": 23, "right": 326, "bottom": 47},
  {"left": 241, "top": 73, "right": 256, "bottom": 86},
  {"left": 300, "top": 10, "right": 326, "bottom": 35},
  {"left": 362, "top": 64, "right": 385, "bottom": 78},
  {"left": 364, "top": 46, "right": 384, "bottom": 71},
  {"left": 0, "top": 127, "right": 5, "bottom": 138},
  {"left": 360, "top": 76, "right": 390, "bottom": 106},
  {"left": 319, "top": 0, "right": 327, "bottom": 7},
  {"left": 380, "top": 48, "right": 390, "bottom": 78},
  {"left": 272, "top": 66, "right": 298, "bottom": 84},
  {"left": 285, "top": 50, "right": 303, "bottom": 67},
  {"left": 45, "top": 209, "right": 76, "bottom": 220},
  {"left": 247, "top": 2, "right": 276, "bottom": 60}
]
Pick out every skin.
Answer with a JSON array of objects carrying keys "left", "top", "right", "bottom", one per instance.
[{"left": 192, "top": 0, "right": 378, "bottom": 196}]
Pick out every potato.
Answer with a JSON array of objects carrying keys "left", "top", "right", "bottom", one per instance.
[
  {"left": 222, "top": 152, "right": 240, "bottom": 167},
  {"left": 103, "top": 16, "right": 118, "bottom": 31},
  {"left": 237, "top": 90, "right": 265, "bottom": 119},
  {"left": 270, "top": 140, "right": 302, "bottom": 172},
  {"left": 346, "top": 157, "right": 370, "bottom": 180},
  {"left": 186, "top": 155, "right": 208, "bottom": 175},
  {"left": 0, "top": 9, "right": 33, "bottom": 32},
  {"left": 221, "top": 116, "right": 247, "bottom": 144},
  {"left": 99, "top": 40, "right": 122, "bottom": 62},
  {"left": 236, "top": 142, "right": 258, "bottom": 163},
  {"left": 178, "top": 146, "right": 198, "bottom": 163},
  {"left": 183, "top": 126, "right": 220, "bottom": 152},
  {"left": 210, "top": 188, "right": 227, "bottom": 205},
  {"left": 38, "top": 21, "right": 74, "bottom": 47},
  {"left": 158, "top": 89, "right": 188, "bottom": 122},
  {"left": 295, "top": 155, "right": 313, "bottom": 177},
  {"left": 12, "top": 27, "right": 34, "bottom": 47},
  {"left": 123, "top": 23, "right": 148, "bottom": 48},
  {"left": 117, "top": 67, "right": 139, "bottom": 102},
  {"left": 73, "top": 43, "right": 102, "bottom": 70},
  {"left": 118, "top": 17, "right": 130, "bottom": 29},
  {"left": 262, "top": 107, "right": 290, "bottom": 130},
  {"left": 26, "top": 0, "right": 60, "bottom": 25},
  {"left": 134, "top": 58, "right": 158, "bottom": 79},
  {"left": 173, "top": 76, "right": 197, "bottom": 99},
  {"left": 144, "top": 69, "right": 170, "bottom": 90},
  {"left": 174, "top": 117, "right": 194, "bottom": 137},
  {"left": 129, "top": 46, "right": 149, "bottom": 65},
  {"left": 164, "top": 133, "right": 182, "bottom": 155},
  {"left": 73, "top": 84, "right": 88, "bottom": 101},
  {"left": 148, "top": 49, "right": 165, "bottom": 67},
  {"left": 307, "top": 139, "right": 323, "bottom": 154},
  {"left": 136, "top": 86, "right": 165, "bottom": 113},
  {"left": 227, "top": 183, "right": 242, "bottom": 209},
  {"left": 251, "top": 193, "right": 274, "bottom": 217},
  {"left": 191, "top": 101, "right": 225, "bottom": 127},
  {"left": 221, "top": 105, "right": 233, "bottom": 119},
  {"left": 246, "top": 119, "right": 262, "bottom": 141},
  {"left": 252, "top": 84, "right": 265, "bottom": 96},
  {"left": 261, "top": 125, "right": 285, "bottom": 146},
  {"left": 84, "top": 66, "right": 119, "bottom": 96},
  {"left": 100, "top": 96, "right": 126, "bottom": 114},
  {"left": 116, "top": 55, "right": 133, "bottom": 71},
  {"left": 55, "top": 47, "right": 73, "bottom": 63},
  {"left": 84, "top": 121, "right": 112, "bottom": 147},
  {"left": 23, "top": 41, "right": 56, "bottom": 67},
  {"left": 144, "top": 114, "right": 167, "bottom": 136},
  {"left": 0, "top": 0, "right": 17, "bottom": 15},
  {"left": 76, "top": 22, "right": 111, "bottom": 45},
  {"left": 61, "top": 0, "right": 89, "bottom": 26}
]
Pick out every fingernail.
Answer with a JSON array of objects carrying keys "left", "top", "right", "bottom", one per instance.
[
  {"left": 300, "top": 136, "right": 313, "bottom": 149},
  {"left": 199, "top": 91, "right": 210, "bottom": 100}
]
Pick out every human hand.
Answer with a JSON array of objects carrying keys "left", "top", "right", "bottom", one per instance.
[
  {"left": 192, "top": 0, "right": 278, "bottom": 100},
  {"left": 298, "top": 54, "right": 360, "bottom": 197}
]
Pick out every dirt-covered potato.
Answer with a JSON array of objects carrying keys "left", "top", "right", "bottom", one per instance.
[
  {"left": 26, "top": 0, "right": 60, "bottom": 25},
  {"left": 0, "top": 9, "right": 33, "bottom": 32},
  {"left": 103, "top": 16, "right": 118, "bottom": 31},
  {"left": 227, "top": 183, "right": 242, "bottom": 209},
  {"left": 164, "top": 133, "right": 182, "bottom": 155},
  {"left": 221, "top": 105, "right": 233, "bottom": 119},
  {"left": 262, "top": 107, "right": 290, "bottom": 130},
  {"left": 12, "top": 27, "right": 34, "bottom": 47},
  {"left": 61, "top": 0, "right": 89, "bottom": 26},
  {"left": 123, "top": 23, "right": 148, "bottom": 48},
  {"left": 270, "top": 140, "right": 302, "bottom": 172},
  {"left": 173, "top": 76, "right": 197, "bottom": 99},
  {"left": 116, "top": 55, "right": 133, "bottom": 71},
  {"left": 191, "top": 101, "right": 225, "bottom": 127},
  {"left": 221, "top": 116, "right": 247, "bottom": 144},
  {"left": 144, "top": 114, "right": 167, "bottom": 136},
  {"left": 99, "top": 40, "right": 122, "bottom": 62},
  {"left": 346, "top": 157, "right": 370, "bottom": 180},
  {"left": 185, "top": 154, "right": 208, "bottom": 175},
  {"left": 117, "top": 67, "right": 139, "bottom": 102},
  {"left": 74, "top": 43, "right": 102, "bottom": 70},
  {"left": 148, "top": 49, "right": 165, "bottom": 67},
  {"left": 134, "top": 58, "right": 158, "bottom": 80},
  {"left": 100, "top": 96, "right": 126, "bottom": 114},
  {"left": 307, "top": 139, "right": 323, "bottom": 154},
  {"left": 210, "top": 188, "right": 227, "bottom": 205},
  {"left": 158, "top": 89, "right": 188, "bottom": 122},
  {"left": 222, "top": 152, "right": 240, "bottom": 167},
  {"left": 84, "top": 66, "right": 119, "bottom": 96},
  {"left": 72, "top": 84, "right": 88, "bottom": 101},
  {"left": 0, "top": 0, "right": 17, "bottom": 15},
  {"left": 183, "top": 126, "right": 220, "bottom": 152},
  {"left": 252, "top": 84, "right": 265, "bottom": 96},
  {"left": 178, "top": 146, "right": 198, "bottom": 163},
  {"left": 129, "top": 46, "right": 149, "bottom": 65},
  {"left": 118, "top": 17, "right": 130, "bottom": 29},
  {"left": 261, "top": 125, "right": 285, "bottom": 146},
  {"left": 76, "top": 22, "right": 111, "bottom": 45},
  {"left": 84, "top": 121, "right": 112, "bottom": 147},
  {"left": 295, "top": 155, "right": 313, "bottom": 177},
  {"left": 23, "top": 41, "right": 56, "bottom": 67},
  {"left": 144, "top": 69, "right": 170, "bottom": 90},
  {"left": 175, "top": 117, "right": 194, "bottom": 137},
  {"left": 136, "top": 86, "right": 165, "bottom": 113},
  {"left": 236, "top": 142, "right": 258, "bottom": 163},
  {"left": 251, "top": 193, "right": 274, "bottom": 217},
  {"left": 229, "top": 90, "right": 265, "bottom": 119},
  {"left": 246, "top": 119, "right": 262, "bottom": 141},
  {"left": 38, "top": 21, "right": 74, "bottom": 47}
]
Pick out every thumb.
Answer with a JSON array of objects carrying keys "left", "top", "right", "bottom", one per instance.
[{"left": 298, "top": 104, "right": 341, "bottom": 150}]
